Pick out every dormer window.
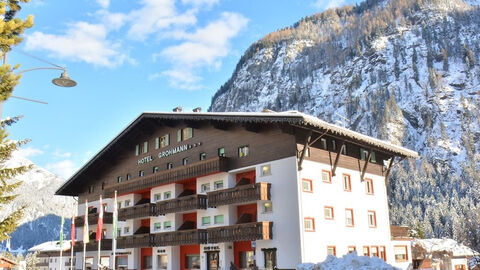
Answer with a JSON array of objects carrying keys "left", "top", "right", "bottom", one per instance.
[
  {"left": 117, "top": 176, "right": 123, "bottom": 183},
  {"left": 135, "top": 141, "right": 149, "bottom": 156},
  {"left": 177, "top": 127, "right": 193, "bottom": 142}
]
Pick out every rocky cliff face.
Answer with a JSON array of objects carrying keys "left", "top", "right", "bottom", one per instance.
[
  {"left": 210, "top": 0, "right": 480, "bottom": 250},
  {"left": 0, "top": 154, "right": 74, "bottom": 252}
]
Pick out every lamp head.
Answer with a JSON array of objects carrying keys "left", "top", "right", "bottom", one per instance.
[{"left": 52, "top": 71, "right": 77, "bottom": 87}]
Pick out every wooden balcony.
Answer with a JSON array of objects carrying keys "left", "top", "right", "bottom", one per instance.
[
  {"left": 75, "top": 212, "right": 113, "bottom": 225},
  {"left": 118, "top": 203, "right": 156, "bottom": 221},
  {"left": 153, "top": 229, "right": 207, "bottom": 246},
  {"left": 105, "top": 157, "right": 229, "bottom": 197},
  {"left": 36, "top": 262, "right": 49, "bottom": 267},
  {"left": 207, "top": 221, "right": 273, "bottom": 243},
  {"left": 73, "top": 239, "right": 113, "bottom": 252},
  {"left": 117, "top": 233, "right": 152, "bottom": 249},
  {"left": 207, "top": 182, "right": 271, "bottom": 208},
  {"left": 156, "top": 194, "right": 207, "bottom": 215}
]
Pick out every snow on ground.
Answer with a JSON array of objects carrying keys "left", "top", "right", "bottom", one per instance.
[
  {"left": 412, "top": 238, "right": 477, "bottom": 256},
  {"left": 297, "top": 252, "right": 399, "bottom": 270}
]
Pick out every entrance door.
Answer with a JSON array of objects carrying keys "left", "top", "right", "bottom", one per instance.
[{"left": 206, "top": 252, "right": 219, "bottom": 270}]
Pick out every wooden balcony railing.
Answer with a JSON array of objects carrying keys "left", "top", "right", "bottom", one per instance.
[
  {"left": 207, "top": 221, "right": 273, "bottom": 243},
  {"left": 207, "top": 183, "right": 271, "bottom": 207},
  {"left": 75, "top": 212, "right": 113, "bottom": 225},
  {"left": 153, "top": 229, "right": 207, "bottom": 246},
  {"left": 118, "top": 203, "right": 156, "bottom": 221},
  {"left": 73, "top": 239, "right": 113, "bottom": 252},
  {"left": 117, "top": 233, "right": 152, "bottom": 249},
  {"left": 105, "top": 157, "right": 229, "bottom": 196},
  {"left": 156, "top": 194, "right": 207, "bottom": 215},
  {"left": 36, "top": 262, "right": 49, "bottom": 267}
]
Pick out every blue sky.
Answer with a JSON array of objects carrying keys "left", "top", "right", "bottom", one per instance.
[{"left": 6, "top": 0, "right": 361, "bottom": 179}]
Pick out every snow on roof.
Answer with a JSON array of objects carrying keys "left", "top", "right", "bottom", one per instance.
[
  {"left": 412, "top": 238, "right": 477, "bottom": 257},
  {"left": 297, "top": 251, "right": 398, "bottom": 270},
  {"left": 28, "top": 240, "right": 71, "bottom": 253}
]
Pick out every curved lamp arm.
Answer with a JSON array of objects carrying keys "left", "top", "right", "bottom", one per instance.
[{"left": 17, "top": 66, "right": 66, "bottom": 74}]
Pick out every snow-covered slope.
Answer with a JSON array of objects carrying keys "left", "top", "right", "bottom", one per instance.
[
  {"left": 1, "top": 153, "right": 74, "bottom": 252},
  {"left": 210, "top": 0, "right": 480, "bottom": 250}
]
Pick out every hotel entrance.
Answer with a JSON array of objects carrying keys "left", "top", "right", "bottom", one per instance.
[{"left": 206, "top": 251, "right": 219, "bottom": 270}]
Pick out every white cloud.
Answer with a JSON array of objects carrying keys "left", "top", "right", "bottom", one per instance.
[
  {"left": 181, "top": 0, "right": 219, "bottom": 8},
  {"left": 14, "top": 147, "right": 44, "bottom": 159},
  {"left": 313, "top": 0, "right": 346, "bottom": 10},
  {"left": 53, "top": 149, "right": 72, "bottom": 158},
  {"left": 148, "top": 73, "right": 161, "bottom": 81},
  {"left": 160, "top": 12, "right": 248, "bottom": 88},
  {"left": 96, "top": 10, "right": 128, "bottom": 31},
  {"left": 46, "top": 160, "right": 78, "bottom": 179},
  {"left": 96, "top": 0, "right": 110, "bottom": 9},
  {"left": 25, "top": 22, "right": 131, "bottom": 68}
]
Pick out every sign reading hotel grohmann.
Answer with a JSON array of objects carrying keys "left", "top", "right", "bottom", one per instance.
[{"left": 137, "top": 142, "right": 202, "bottom": 165}]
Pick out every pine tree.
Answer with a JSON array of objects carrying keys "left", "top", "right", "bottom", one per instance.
[
  {"left": 0, "top": 0, "right": 34, "bottom": 242},
  {"left": 25, "top": 251, "right": 39, "bottom": 270}
]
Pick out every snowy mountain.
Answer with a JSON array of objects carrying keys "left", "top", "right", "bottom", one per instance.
[
  {"left": 210, "top": 0, "right": 480, "bottom": 250},
  {"left": 0, "top": 153, "right": 74, "bottom": 252}
]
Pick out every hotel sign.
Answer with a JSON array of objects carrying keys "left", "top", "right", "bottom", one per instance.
[{"left": 137, "top": 142, "right": 202, "bottom": 165}]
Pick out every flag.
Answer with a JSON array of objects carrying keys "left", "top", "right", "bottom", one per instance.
[
  {"left": 96, "top": 195, "right": 103, "bottom": 242},
  {"left": 113, "top": 191, "right": 118, "bottom": 239},
  {"left": 59, "top": 215, "right": 65, "bottom": 247},
  {"left": 6, "top": 238, "right": 10, "bottom": 252},
  {"left": 71, "top": 210, "right": 76, "bottom": 246},
  {"left": 83, "top": 200, "right": 89, "bottom": 244}
]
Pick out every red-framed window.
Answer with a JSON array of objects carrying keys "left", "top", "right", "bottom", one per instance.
[
  {"left": 371, "top": 246, "right": 379, "bottom": 257},
  {"left": 363, "top": 246, "right": 370, "bottom": 256},
  {"left": 345, "top": 208, "right": 354, "bottom": 227},
  {"left": 379, "top": 246, "right": 386, "bottom": 261},
  {"left": 394, "top": 245, "right": 408, "bottom": 262},
  {"left": 365, "top": 178, "right": 374, "bottom": 195},
  {"left": 324, "top": 206, "right": 334, "bottom": 220},
  {"left": 327, "top": 246, "right": 336, "bottom": 256},
  {"left": 368, "top": 211, "right": 377, "bottom": 228},
  {"left": 343, "top": 174, "right": 351, "bottom": 191},
  {"left": 304, "top": 217, "right": 315, "bottom": 232},
  {"left": 322, "top": 170, "right": 332, "bottom": 183},
  {"left": 347, "top": 246, "right": 356, "bottom": 253},
  {"left": 302, "top": 178, "right": 313, "bottom": 193}
]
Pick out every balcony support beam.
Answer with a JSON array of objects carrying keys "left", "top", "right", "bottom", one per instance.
[{"left": 332, "top": 142, "right": 345, "bottom": 176}]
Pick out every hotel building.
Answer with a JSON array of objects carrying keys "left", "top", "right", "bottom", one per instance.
[{"left": 56, "top": 110, "right": 418, "bottom": 270}]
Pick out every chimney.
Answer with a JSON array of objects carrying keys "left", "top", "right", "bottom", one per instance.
[
  {"left": 192, "top": 107, "right": 202, "bottom": 113},
  {"left": 173, "top": 106, "right": 182, "bottom": 112}
]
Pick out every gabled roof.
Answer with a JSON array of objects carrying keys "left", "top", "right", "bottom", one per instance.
[{"left": 56, "top": 110, "right": 418, "bottom": 196}]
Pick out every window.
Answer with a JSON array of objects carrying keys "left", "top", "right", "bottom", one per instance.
[
  {"left": 100, "top": 257, "right": 110, "bottom": 268},
  {"left": 157, "top": 255, "right": 168, "bottom": 269},
  {"left": 124, "top": 227, "right": 129, "bottom": 234},
  {"left": 379, "top": 246, "right": 386, "bottom": 261},
  {"left": 320, "top": 138, "right": 327, "bottom": 150},
  {"left": 214, "top": 215, "right": 224, "bottom": 224},
  {"left": 371, "top": 246, "right": 379, "bottom": 257},
  {"left": 363, "top": 246, "right": 370, "bottom": 256},
  {"left": 117, "top": 176, "right": 123, "bottom": 183},
  {"left": 160, "top": 134, "right": 169, "bottom": 148},
  {"left": 218, "top": 147, "right": 225, "bottom": 157},
  {"left": 117, "top": 202, "right": 122, "bottom": 209},
  {"left": 126, "top": 174, "right": 131, "bottom": 180},
  {"left": 345, "top": 209, "right": 354, "bottom": 227},
  {"left": 263, "top": 201, "right": 273, "bottom": 213},
  {"left": 214, "top": 180, "right": 223, "bottom": 190},
  {"left": 341, "top": 145, "right": 347, "bottom": 155},
  {"left": 154, "top": 193, "right": 161, "bottom": 202},
  {"left": 327, "top": 246, "right": 336, "bottom": 256},
  {"left": 185, "top": 254, "right": 200, "bottom": 269},
  {"left": 153, "top": 166, "right": 159, "bottom": 173},
  {"left": 163, "top": 191, "right": 171, "bottom": 199},
  {"left": 455, "top": 265, "right": 467, "bottom": 270},
  {"left": 117, "top": 228, "right": 121, "bottom": 237},
  {"left": 201, "top": 216, "right": 211, "bottom": 226},
  {"left": 238, "top": 146, "right": 249, "bottom": 157},
  {"left": 302, "top": 179, "right": 313, "bottom": 192},
  {"left": 178, "top": 127, "right": 193, "bottom": 142},
  {"left": 182, "top": 157, "right": 188, "bottom": 166},
  {"left": 365, "top": 178, "right": 374, "bottom": 195},
  {"left": 263, "top": 249, "right": 277, "bottom": 269},
  {"left": 322, "top": 170, "right": 332, "bottom": 183},
  {"left": 201, "top": 183, "right": 210, "bottom": 193},
  {"left": 139, "top": 170, "right": 145, "bottom": 177},
  {"left": 116, "top": 256, "right": 127, "bottom": 269},
  {"left": 371, "top": 152, "right": 376, "bottom": 163},
  {"left": 332, "top": 140, "right": 337, "bottom": 151},
  {"left": 239, "top": 251, "right": 254, "bottom": 269},
  {"left": 124, "top": 200, "right": 130, "bottom": 207},
  {"left": 348, "top": 246, "right": 356, "bottom": 253},
  {"left": 88, "top": 185, "right": 94, "bottom": 194},
  {"left": 85, "top": 257, "right": 94, "bottom": 270},
  {"left": 143, "top": 256, "right": 152, "bottom": 270},
  {"left": 343, "top": 174, "right": 351, "bottom": 191},
  {"left": 199, "top": 152, "right": 206, "bottom": 161},
  {"left": 324, "top": 206, "right": 334, "bottom": 220},
  {"left": 135, "top": 144, "right": 140, "bottom": 156},
  {"left": 304, "top": 218, "right": 315, "bottom": 232},
  {"left": 368, "top": 211, "right": 377, "bottom": 227},
  {"left": 167, "top": 163, "right": 173, "bottom": 170},
  {"left": 394, "top": 246, "right": 408, "bottom": 262},
  {"left": 261, "top": 164, "right": 271, "bottom": 176},
  {"left": 163, "top": 221, "right": 172, "bottom": 229},
  {"left": 154, "top": 222, "right": 161, "bottom": 231},
  {"left": 143, "top": 141, "right": 148, "bottom": 153}
]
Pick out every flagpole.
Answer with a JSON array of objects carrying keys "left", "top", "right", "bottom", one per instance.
[
  {"left": 113, "top": 191, "right": 117, "bottom": 270},
  {"left": 71, "top": 202, "right": 76, "bottom": 270},
  {"left": 70, "top": 243, "right": 74, "bottom": 270},
  {"left": 60, "top": 244, "right": 63, "bottom": 270},
  {"left": 83, "top": 199, "right": 88, "bottom": 270},
  {"left": 59, "top": 215, "right": 65, "bottom": 270},
  {"left": 97, "top": 195, "right": 103, "bottom": 269}
]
